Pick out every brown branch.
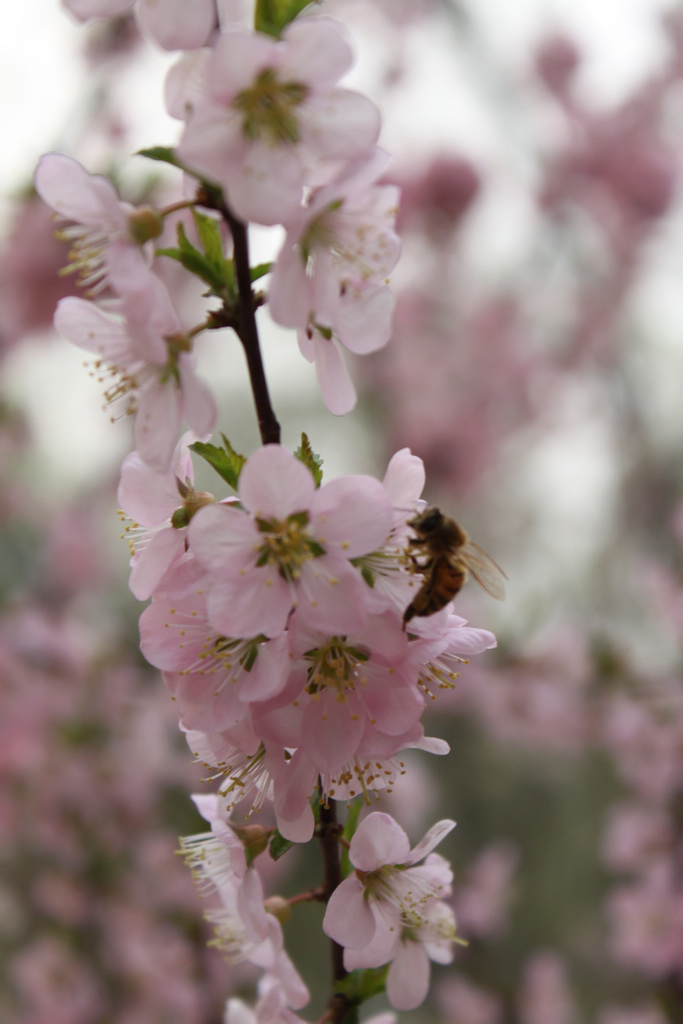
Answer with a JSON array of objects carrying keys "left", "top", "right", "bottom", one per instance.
[
  {"left": 200, "top": 187, "right": 281, "bottom": 446},
  {"left": 317, "top": 797, "right": 351, "bottom": 1024}
]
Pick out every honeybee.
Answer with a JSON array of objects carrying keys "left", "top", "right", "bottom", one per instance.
[{"left": 403, "top": 507, "right": 507, "bottom": 624}]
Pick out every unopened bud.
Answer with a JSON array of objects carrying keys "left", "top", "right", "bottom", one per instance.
[
  {"left": 234, "top": 823, "right": 270, "bottom": 864},
  {"left": 263, "top": 895, "right": 291, "bottom": 925},
  {"left": 127, "top": 206, "right": 164, "bottom": 245}
]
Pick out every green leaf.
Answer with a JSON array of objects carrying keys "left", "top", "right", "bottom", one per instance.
[
  {"left": 269, "top": 829, "right": 295, "bottom": 861},
  {"left": 189, "top": 435, "right": 247, "bottom": 490},
  {"left": 334, "top": 966, "right": 389, "bottom": 1007},
  {"left": 294, "top": 432, "right": 323, "bottom": 486},
  {"left": 136, "top": 145, "right": 183, "bottom": 169},
  {"left": 193, "top": 209, "right": 225, "bottom": 267},
  {"left": 250, "top": 261, "right": 272, "bottom": 282},
  {"left": 159, "top": 222, "right": 235, "bottom": 301},
  {"left": 254, "top": 0, "right": 318, "bottom": 37}
]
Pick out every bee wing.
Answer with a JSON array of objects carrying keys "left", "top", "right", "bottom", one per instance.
[{"left": 461, "top": 541, "right": 507, "bottom": 600}]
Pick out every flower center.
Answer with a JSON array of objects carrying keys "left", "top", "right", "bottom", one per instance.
[
  {"left": 304, "top": 637, "right": 369, "bottom": 696},
  {"left": 233, "top": 68, "right": 309, "bottom": 146},
  {"left": 255, "top": 511, "right": 323, "bottom": 581}
]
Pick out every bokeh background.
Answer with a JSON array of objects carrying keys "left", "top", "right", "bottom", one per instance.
[{"left": 2, "top": 2, "right": 683, "bottom": 1022}]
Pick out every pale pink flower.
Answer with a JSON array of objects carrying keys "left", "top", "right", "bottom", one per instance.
[
  {"left": 224, "top": 980, "right": 310, "bottom": 1024},
  {"left": 269, "top": 148, "right": 400, "bottom": 413},
  {"left": 181, "top": 793, "right": 309, "bottom": 1008},
  {"left": 270, "top": 610, "right": 423, "bottom": 775},
  {"left": 117, "top": 431, "right": 213, "bottom": 599},
  {"left": 323, "top": 812, "right": 457, "bottom": 1010},
  {"left": 452, "top": 842, "right": 518, "bottom": 938},
  {"left": 54, "top": 248, "right": 217, "bottom": 467},
  {"left": 63, "top": 0, "right": 218, "bottom": 50},
  {"left": 436, "top": 975, "right": 504, "bottom": 1024},
  {"left": 140, "top": 586, "right": 291, "bottom": 732},
  {"left": 517, "top": 952, "right": 576, "bottom": 1024},
  {"left": 188, "top": 444, "right": 393, "bottom": 638},
  {"left": 35, "top": 153, "right": 161, "bottom": 295},
  {"left": 175, "top": 18, "right": 381, "bottom": 225}
]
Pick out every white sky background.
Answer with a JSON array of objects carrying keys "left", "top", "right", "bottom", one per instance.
[{"left": 1, "top": 0, "right": 681, "bottom": 506}]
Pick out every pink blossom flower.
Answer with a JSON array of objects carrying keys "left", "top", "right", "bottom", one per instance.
[
  {"left": 54, "top": 248, "right": 217, "bottom": 467},
  {"left": 175, "top": 18, "right": 381, "bottom": 225},
  {"left": 269, "top": 148, "right": 400, "bottom": 413},
  {"left": 35, "top": 153, "right": 161, "bottom": 295},
  {"left": 140, "top": 586, "right": 291, "bottom": 733},
  {"left": 188, "top": 444, "right": 393, "bottom": 637},
  {"left": 117, "top": 431, "right": 214, "bottom": 599},
  {"left": 264, "top": 610, "right": 422, "bottom": 775},
  {"left": 517, "top": 952, "right": 576, "bottom": 1024},
  {"left": 323, "top": 812, "right": 458, "bottom": 1011},
  {"left": 63, "top": 0, "right": 218, "bottom": 50}
]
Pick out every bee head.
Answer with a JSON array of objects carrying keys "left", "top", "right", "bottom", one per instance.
[{"left": 408, "top": 507, "right": 443, "bottom": 534}]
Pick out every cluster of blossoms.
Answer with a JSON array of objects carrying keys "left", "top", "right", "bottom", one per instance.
[
  {"left": 127, "top": 437, "right": 495, "bottom": 1012},
  {"left": 38, "top": 1, "right": 499, "bottom": 1020}
]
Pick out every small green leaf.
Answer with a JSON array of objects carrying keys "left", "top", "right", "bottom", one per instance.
[
  {"left": 189, "top": 436, "right": 247, "bottom": 490},
  {"left": 250, "top": 261, "right": 272, "bottom": 282},
  {"left": 294, "top": 432, "right": 323, "bottom": 486},
  {"left": 156, "top": 222, "right": 226, "bottom": 296},
  {"left": 269, "top": 830, "right": 295, "bottom": 861},
  {"left": 136, "top": 145, "right": 183, "bottom": 168},
  {"left": 254, "top": 0, "right": 318, "bottom": 37},
  {"left": 334, "top": 966, "right": 389, "bottom": 1006},
  {"left": 193, "top": 209, "right": 225, "bottom": 266}
]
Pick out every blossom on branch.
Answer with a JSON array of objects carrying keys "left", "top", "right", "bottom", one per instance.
[
  {"left": 35, "top": 153, "right": 162, "bottom": 296},
  {"left": 55, "top": 247, "right": 217, "bottom": 468},
  {"left": 174, "top": 17, "right": 381, "bottom": 225},
  {"left": 62, "top": 0, "right": 219, "bottom": 50},
  {"left": 187, "top": 444, "right": 393, "bottom": 637},
  {"left": 323, "top": 812, "right": 459, "bottom": 1011}
]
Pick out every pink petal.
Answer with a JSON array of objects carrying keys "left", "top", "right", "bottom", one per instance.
[
  {"left": 137, "top": 0, "right": 216, "bottom": 50},
  {"left": 300, "top": 89, "right": 380, "bottom": 161},
  {"left": 54, "top": 296, "right": 129, "bottom": 359},
  {"left": 310, "top": 332, "right": 357, "bottom": 415},
  {"left": 226, "top": 139, "right": 304, "bottom": 226},
  {"left": 383, "top": 448, "right": 425, "bottom": 511},
  {"left": 350, "top": 812, "right": 410, "bottom": 870},
  {"left": 407, "top": 820, "right": 456, "bottom": 866},
  {"left": 63, "top": 0, "right": 133, "bottom": 18},
  {"left": 34, "top": 153, "right": 125, "bottom": 228},
  {"left": 189, "top": 503, "right": 259, "bottom": 573},
  {"left": 335, "top": 284, "right": 394, "bottom": 354},
  {"left": 134, "top": 381, "right": 180, "bottom": 469},
  {"left": 296, "top": 557, "right": 369, "bottom": 634},
  {"left": 268, "top": 244, "right": 311, "bottom": 328},
  {"left": 282, "top": 17, "right": 353, "bottom": 91},
  {"left": 386, "top": 941, "right": 430, "bottom": 1011},
  {"left": 117, "top": 449, "right": 183, "bottom": 525},
  {"left": 206, "top": 570, "right": 292, "bottom": 638},
  {"left": 129, "top": 526, "right": 184, "bottom": 599},
  {"left": 323, "top": 875, "right": 376, "bottom": 948},
  {"left": 178, "top": 358, "right": 217, "bottom": 435},
  {"left": 170, "top": 672, "right": 250, "bottom": 732},
  {"left": 240, "top": 634, "right": 291, "bottom": 702},
  {"left": 301, "top": 688, "right": 364, "bottom": 772},
  {"left": 208, "top": 27, "right": 278, "bottom": 100},
  {"left": 177, "top": 103, "right": 247, "bottom": 185},
  {"left": 360, "top": 670, "right": 423, "bottom": 736},
  {"left": 164, "top": 49, "right": 212, "bottom": 121},
  {"left": 238, "top": 445, "right": 315, "bottom": 520},
  {"left": 310, "top": 475, "right": 392, "bottom": 556}
]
